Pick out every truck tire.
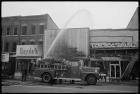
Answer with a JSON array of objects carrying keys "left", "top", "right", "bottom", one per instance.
[
  {"left": 86, "top": 75, "right": 97, "bottom": 85},
  {"left": 42, "top": 73, "right": 52, "bottom": 83}
]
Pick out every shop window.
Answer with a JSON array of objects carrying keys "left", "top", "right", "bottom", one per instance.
[
  {"left": 31, "top": 25, "right": 36, "bottom": 34},
  {"left": 22, "top": 26, "right": 27, "bottom": 35},
  {"left": 39, "top": 25, "right": 44, "bottom": 34},
  {"left": 4, "top": 42, "right": 9, "bottom": 52},
  {"left": 14, "top": 27, "right": 18, "bottom": 35},
  {"left": 105, "top": 50, "right": 115, "bottom": 56},
  {"left": 127, "top": 49, "right": 137, "bottom": 56},
  {"left": 95, "top": 50, "right": 104, "bottom": 57},
  {"left": 12, "top": 42, "right": 17, "bottom": 52},
  {"left": 6, "top": 27, "right": 10, "bottom": 35}
]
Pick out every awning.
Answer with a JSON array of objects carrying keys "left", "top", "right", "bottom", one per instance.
[
  {"left": 16, "top": 56, "right": 41, "bottom": 59},
  {"left": 101, "top": 57, "right": 121, "bottom": 61}
]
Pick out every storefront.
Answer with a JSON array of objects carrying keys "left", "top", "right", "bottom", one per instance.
[
  {"left": 15, "top": 45, "right": 43, "bottom": 78},
  {"left": 90, "top": 57, "right": 131, "bottom": 81},
  {"left": 2, "top": 53, "right": 10, "bottom": 77},
  {"left": 89, "top": 41, "right": 138, "bottom": 80}
]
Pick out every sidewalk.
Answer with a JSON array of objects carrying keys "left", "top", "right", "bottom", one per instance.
[
  {"left": 2, "top": 77, "right": 138, "bottom": 86},
  {"left": 98, "top": 79, "right": 139, "bottom": 86}
]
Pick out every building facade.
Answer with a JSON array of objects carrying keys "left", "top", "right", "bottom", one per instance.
[
  {"left": 89, "top": 29, "right": 138, "bottom": 80},
  {"left": 88, "top": 8, "right": 139, "bottom": 80},
  {"left": 1, "top": 8, "right": 138, "bottom": 80},
  {"left": 44, "top": 28, "right": 89, "bottom": 59},
  {"left": 2, "top": 14, "right": 59, "bottom": 77}
]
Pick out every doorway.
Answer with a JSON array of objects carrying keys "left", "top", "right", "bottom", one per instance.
[{"left": 110, "top": 64, "right": 121, "bottom": 79}]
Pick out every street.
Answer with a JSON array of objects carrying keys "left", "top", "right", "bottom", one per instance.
[{"left": 2, "top": 79, "right": 138, "bottom": 93}]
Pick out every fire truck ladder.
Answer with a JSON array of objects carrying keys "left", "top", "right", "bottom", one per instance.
[{"left": 121, "top": 52, "right": 138, "bottom": 80}]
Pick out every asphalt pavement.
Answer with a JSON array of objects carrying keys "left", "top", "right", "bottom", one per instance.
[
  {"left": 2, "top": 82, "right": 138, "bottom": 93},
  {"left": 2, "top": 78, "right": 139, "bottom": 93},
  {"left": 2, "top": 77, "right": 139, "bottom": 86}
]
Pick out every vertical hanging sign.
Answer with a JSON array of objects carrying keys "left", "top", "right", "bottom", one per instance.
[{"left": 2, "top": 53, "right": 9, "bottom": 62}]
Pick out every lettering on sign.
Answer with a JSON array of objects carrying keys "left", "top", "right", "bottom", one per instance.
[
  {"left": 16, "top": 45, "right": 42, "bottom": 57},
  {"left": 90, "top": 42, "right": 137, "bottom": 48},
  {"left": 2, "top": 53, "right": 9, "bottom": 62},
  {"left": 20, "top": 48, "right": 38, "bottom": 55}
]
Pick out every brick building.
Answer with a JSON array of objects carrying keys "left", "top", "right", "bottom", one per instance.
[{"left": 2, "top": 14, "right": 59, "bottom": 77}]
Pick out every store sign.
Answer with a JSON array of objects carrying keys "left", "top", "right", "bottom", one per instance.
[
  {"left": 16, "top": 45, "right": 42, "bottom": 57},
  {"left": 90, "top": 42, "right": 137, "bottom": 48},
  {"left": 2, "top": 53, "right": 9, "bottom": 62}
]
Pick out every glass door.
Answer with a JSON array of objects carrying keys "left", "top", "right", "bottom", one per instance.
[{"left": 110, "top": 64, "right": 121, "bottom": 79}]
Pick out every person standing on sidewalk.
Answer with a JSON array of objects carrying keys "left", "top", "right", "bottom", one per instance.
[
  {"left": 21, "top": 62, "right": 27, "bottom": 81},
  {"left": 29, "top": 60, "right": 35, "bottom": 80}
]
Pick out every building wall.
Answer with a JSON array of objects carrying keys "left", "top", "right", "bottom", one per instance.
[
  {"left": 2, "top": 14, "right": 59, "bottom": 54},
  {"left": 2, "top": 14, "right": 59, "bottom": 76},
  {"left": 44, "top": 28, "right": 89, "bottom": 59},
  {"left": 2, "top": 16, "right": 21, "bottom": 53},
  {"left": 65, "top": 28, "right": 89, "bottom": 56},
  {"left": 89, "top": 29, "right": 138, "bottom": 45},
  {"left": 43, "top": 29, "right": 59, "bottom": 58},
  {"left": 47, "top": 14, "right": 59, "bottom": 30},
  {"left": 127, "top": 8, "right": 138, "bottom": 29}
]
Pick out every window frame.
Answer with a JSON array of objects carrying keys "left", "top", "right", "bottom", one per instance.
[
  {"left": 39, "top": 24, "right": 44, "bottom": 34},
  {"left": 6, "top": 27, "right": 10, "bottom": 35},
  {"left": 31, "top": 24, "right": 36, "bottom": 35},
  {"left": 14, "top": 26, "right": 18, "bottom": 35},
  {"left": 21, "top": 25, "right": 27, "bottom": 35},
  {"left": 5, "top": 42, "right": 9, "bottom": 52},
  {"left": 12, "top": 42, "right": 17, "bottom": 52}
]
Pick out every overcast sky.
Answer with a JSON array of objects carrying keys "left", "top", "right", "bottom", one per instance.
[{"left": 2, "top": 1, "right": 138, "bottom": 29}]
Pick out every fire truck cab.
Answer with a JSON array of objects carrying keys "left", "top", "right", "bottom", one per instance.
[{"left": 32, "top": 59, "right": 100, "bottom": 85}]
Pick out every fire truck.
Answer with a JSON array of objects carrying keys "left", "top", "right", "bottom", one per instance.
[{"left": 32, "top": 58, "right": 100, "bottom": 85}]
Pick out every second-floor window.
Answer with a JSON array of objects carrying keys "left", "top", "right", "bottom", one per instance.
[
  {"left": 12, "top": 42, "right": 17, "bottom": 52},
  {"left": 22, "top": 26, "right": 27, "bottom": 35},
  {"left": 2, "top": 26, "right": 5, "bottom": 35},
  {"left": 39, "top": 25, "right": 44, "bottom": 34},
  {"left": 4, "top": 42, "right": 9, "bottom": 52},
  {"left": 6, "top": 27, "right": 10, "bottom": 35},
  {"left": 31, "top": 25, "right": 36, "bottom": 34},
  {"left": 14, "top": 27, "right": 18, "bottom": 35}
]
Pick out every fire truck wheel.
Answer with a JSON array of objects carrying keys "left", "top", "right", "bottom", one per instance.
[
  {"left": 86, "top": 75, "right": 97, "bottom": 85},
  {"left": 42, "top": 73, "right": 52, "bottom": 83}
]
